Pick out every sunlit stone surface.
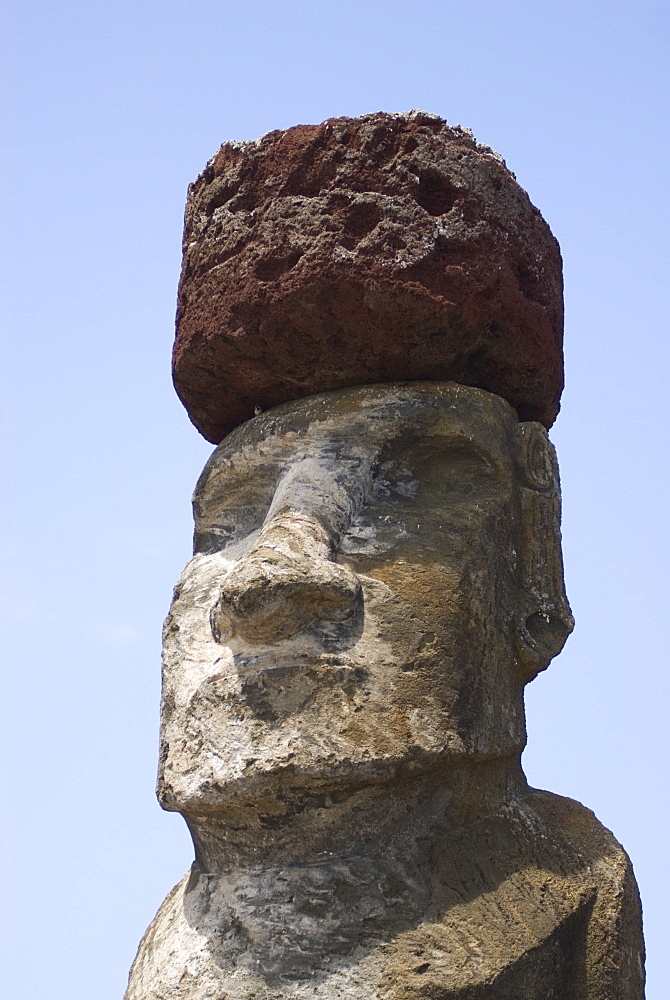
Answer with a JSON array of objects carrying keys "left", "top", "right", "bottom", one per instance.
[{"left": 125, "top": 383, "right": 644, "bottom": 999}]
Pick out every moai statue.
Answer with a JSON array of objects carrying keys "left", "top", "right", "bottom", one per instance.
[{"left": 126, "top": 113, "right": 644, "bottom": 999}]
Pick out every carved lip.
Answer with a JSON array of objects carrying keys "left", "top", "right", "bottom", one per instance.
[{"left": 229, "top": 652, "right": 363, "bottom": 678}]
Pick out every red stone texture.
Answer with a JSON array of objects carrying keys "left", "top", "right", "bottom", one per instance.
[{"left": 174, "top": 111, "right": 564, "bottom": 443}]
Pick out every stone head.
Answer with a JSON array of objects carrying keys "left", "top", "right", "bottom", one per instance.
[{"left": 158, "top": 382, "right": 572, "bottom": 817}]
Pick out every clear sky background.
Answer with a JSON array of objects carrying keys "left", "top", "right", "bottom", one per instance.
[{"left": 2, "top": 1, "right": 668, "bottom": 997}]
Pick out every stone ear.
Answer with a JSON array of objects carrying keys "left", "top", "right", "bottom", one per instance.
[{"left": 513, "top": 423, "right": 574, "bottom": 681}]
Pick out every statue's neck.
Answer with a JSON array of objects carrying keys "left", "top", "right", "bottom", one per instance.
[{"left": 184, "top": 756, "right": 526, "bottom": 875}]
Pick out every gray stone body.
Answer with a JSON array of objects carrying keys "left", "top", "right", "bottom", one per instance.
[{"left": 126, "top": 383, "right": 644, "bottom": 999}]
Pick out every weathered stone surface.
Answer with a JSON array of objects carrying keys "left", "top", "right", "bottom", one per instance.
[
  {"left": 125, "top": 384, "right": 644, "bottom": 999},
  {"left": 173, "top": 112, "right": 564, "bottom": 443}
]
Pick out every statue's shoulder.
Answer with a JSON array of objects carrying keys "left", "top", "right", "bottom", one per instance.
[
  {"left": 520, "top": 787, "right": 645, "bottom": 999},
  {"left": 523, "top": 786, "right": 635, "bottom": 873},
  {"left": 124, "top": 871, "right": 200, "bottom": 1000}
]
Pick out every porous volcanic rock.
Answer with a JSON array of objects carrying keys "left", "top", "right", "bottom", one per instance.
[{"left": 174, "top": 111, "right": 564, "bottom": 443}]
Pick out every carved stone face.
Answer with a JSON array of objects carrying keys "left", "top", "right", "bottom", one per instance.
[{"left": 158, "top": 383, "right": 572, "bottom": 815}]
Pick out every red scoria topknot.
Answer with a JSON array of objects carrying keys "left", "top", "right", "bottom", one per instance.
[{"left": 173, "top": 110, "right": 564, "bottom": 443}]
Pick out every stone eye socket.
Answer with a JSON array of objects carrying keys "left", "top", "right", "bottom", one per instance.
[
  {"left": 377, "top": 443, "right": 502, "bottom": 510},
  {"left": 193, "top": 468, "right": 278, "bottom": 554}
]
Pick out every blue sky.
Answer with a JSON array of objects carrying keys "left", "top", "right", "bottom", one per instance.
[{"left": 3, "top": 2, "right": 668, "bottom": 996}]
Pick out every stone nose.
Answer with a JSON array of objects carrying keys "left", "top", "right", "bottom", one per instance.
[{"left": 211, "top": 512, "right": 361, "bottom": 645}]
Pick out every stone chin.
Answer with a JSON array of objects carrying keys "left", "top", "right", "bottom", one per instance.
[{"left": 157, "top": 382, "right": 573, "bottom": 815}]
